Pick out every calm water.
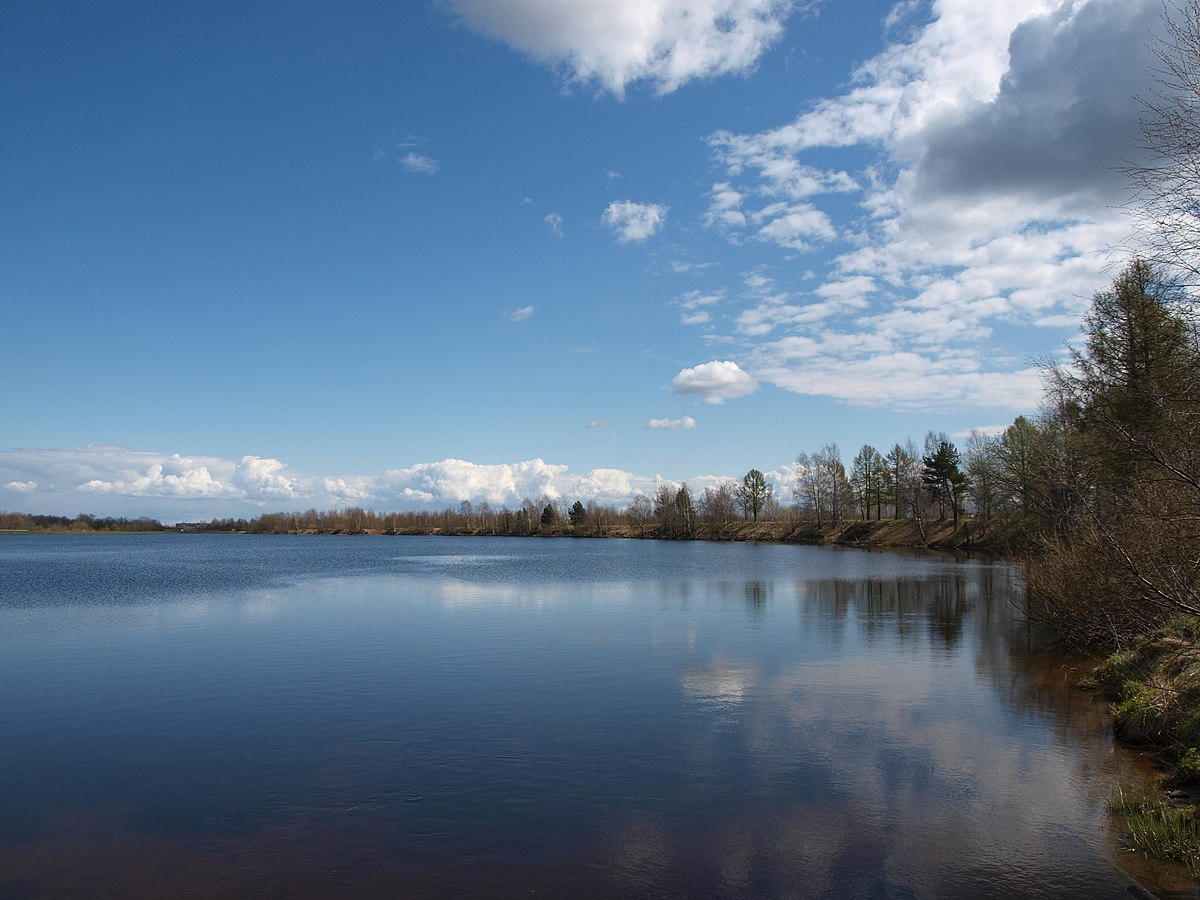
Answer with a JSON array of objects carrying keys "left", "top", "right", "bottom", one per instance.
[{"left": 0, "top": 534, "right": 1189, "bottom": 897}]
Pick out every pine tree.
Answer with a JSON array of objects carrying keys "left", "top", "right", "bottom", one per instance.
[{"left": 922, "top": 441, "right": 969, "bottom": 528}]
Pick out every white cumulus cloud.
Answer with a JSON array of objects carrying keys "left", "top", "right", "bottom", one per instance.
[
  {"left": 444, "top": 0, "right": 796, "bottom": 97},
  {"left": 602, "top": 200, "right": 668, "bottom": 242},
  {"left": 669, "top": 360, "right": 758, "bottom": 404},
  {"left": 74, "top": 452, "right": 301, "bottom": 501},
  {"left": 231, "top": 456, "right": 297, "bottom": 498},
  {"left": 320, "top": 476, "right": 375, "bottom": 503},
  {"left": 568, "top": 467, "right": 657, "bottom": 503},
  {"left": 376, "top": 457, "right": 569, "bottom": 505}
]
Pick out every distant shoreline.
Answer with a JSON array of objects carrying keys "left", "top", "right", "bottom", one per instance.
[{"left": 3, "top": 517, "right": 1020, "bottom": 555}]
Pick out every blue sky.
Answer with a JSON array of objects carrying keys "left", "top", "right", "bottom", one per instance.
[{"left": 1, "top": 0, "right": 1165, "bottom": 520}]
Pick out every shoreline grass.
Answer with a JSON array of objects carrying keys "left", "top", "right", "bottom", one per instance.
[{"left": 1110, "top": 785, "right": 1200, "bottom": 878}]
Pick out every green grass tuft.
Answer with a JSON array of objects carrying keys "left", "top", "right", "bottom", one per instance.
[{"left": 1111, "top": 786, "right": 1200, "bottom": 877}]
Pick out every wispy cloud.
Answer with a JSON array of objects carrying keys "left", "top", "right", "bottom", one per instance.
[
  {"left": 671, "top": 260, "right": 716, "bottom": 274},
  {"left": 506, "top": 305, "right": 536, "bottom": 322},
  {"left": 587, "top": 419, "right": 608, "bottom": 429},
  {"left": 400, "top": 152, "right": 440, "bottom": 174},
  {"left": 602, "top": 200, "right": 667, "bottom": 243},
  {"left": 647, "top": 416, "right": 696, "bottom": 430},
  {"left": 676, "top": 288, "right": 724, "bottom": 326},
  {"left": 544, "top": 212, "right": 564, "bottom": 237}
]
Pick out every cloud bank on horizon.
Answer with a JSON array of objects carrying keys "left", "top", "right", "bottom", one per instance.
[{"left": 0, "top": 444, "right": 796, "bottom": 522}]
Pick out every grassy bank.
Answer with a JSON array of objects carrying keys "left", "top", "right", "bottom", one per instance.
[
  {"left": 1087, "top": 619, "right": 1200, "bottom": 771},
  {"left": 1086, "top": 618, "right": 1200, "bottom": 874},
  {"left": 1110, "top": 785, "right": 1200, "bottom": 878}
]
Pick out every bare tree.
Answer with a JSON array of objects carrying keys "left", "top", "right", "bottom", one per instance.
[
  {"left": 850, "top": 445, "right": 886, "bottom": 520},
  {"left": 674, "top": 483, "right": 695, "bottom": 537},
  {"left": 1127, "top": 0, "right": 1200, "bottom": 283},
  {"left": 794, "top": 444, "right": 848, "bottom": 526},
  {"left": 794, "top": 451, "right": 825, "bottom": 525},
  {"left": 819, "top": 443, "right": 849, "bottom": 527},
  {"left": 699, "top": 481, "right": 738, "bottom": 526},
  {"left": 964, "top": 429, "right": 1001, "bottom": 521},
  {"left": 628, "top": 493, "right": 652, "bottom": 536}
]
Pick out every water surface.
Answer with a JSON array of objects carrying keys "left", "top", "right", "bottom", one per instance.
[{"left": 0, "top": 535, "right": 1189, "bottom": 896}]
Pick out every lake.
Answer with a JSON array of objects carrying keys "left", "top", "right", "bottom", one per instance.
[{"left": 0, "top": 534, "right": 1190, "bottom": 897}]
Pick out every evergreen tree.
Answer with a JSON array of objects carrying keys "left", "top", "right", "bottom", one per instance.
[
  {"left": 1069, "top": 259, "right": 1197, "bottom": 495},
  {"left": 922, "top": 441, "right": 969, "bottom": 528},
  {"left": 737, "top": 469, "right": 772, "bottom": 522}
]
